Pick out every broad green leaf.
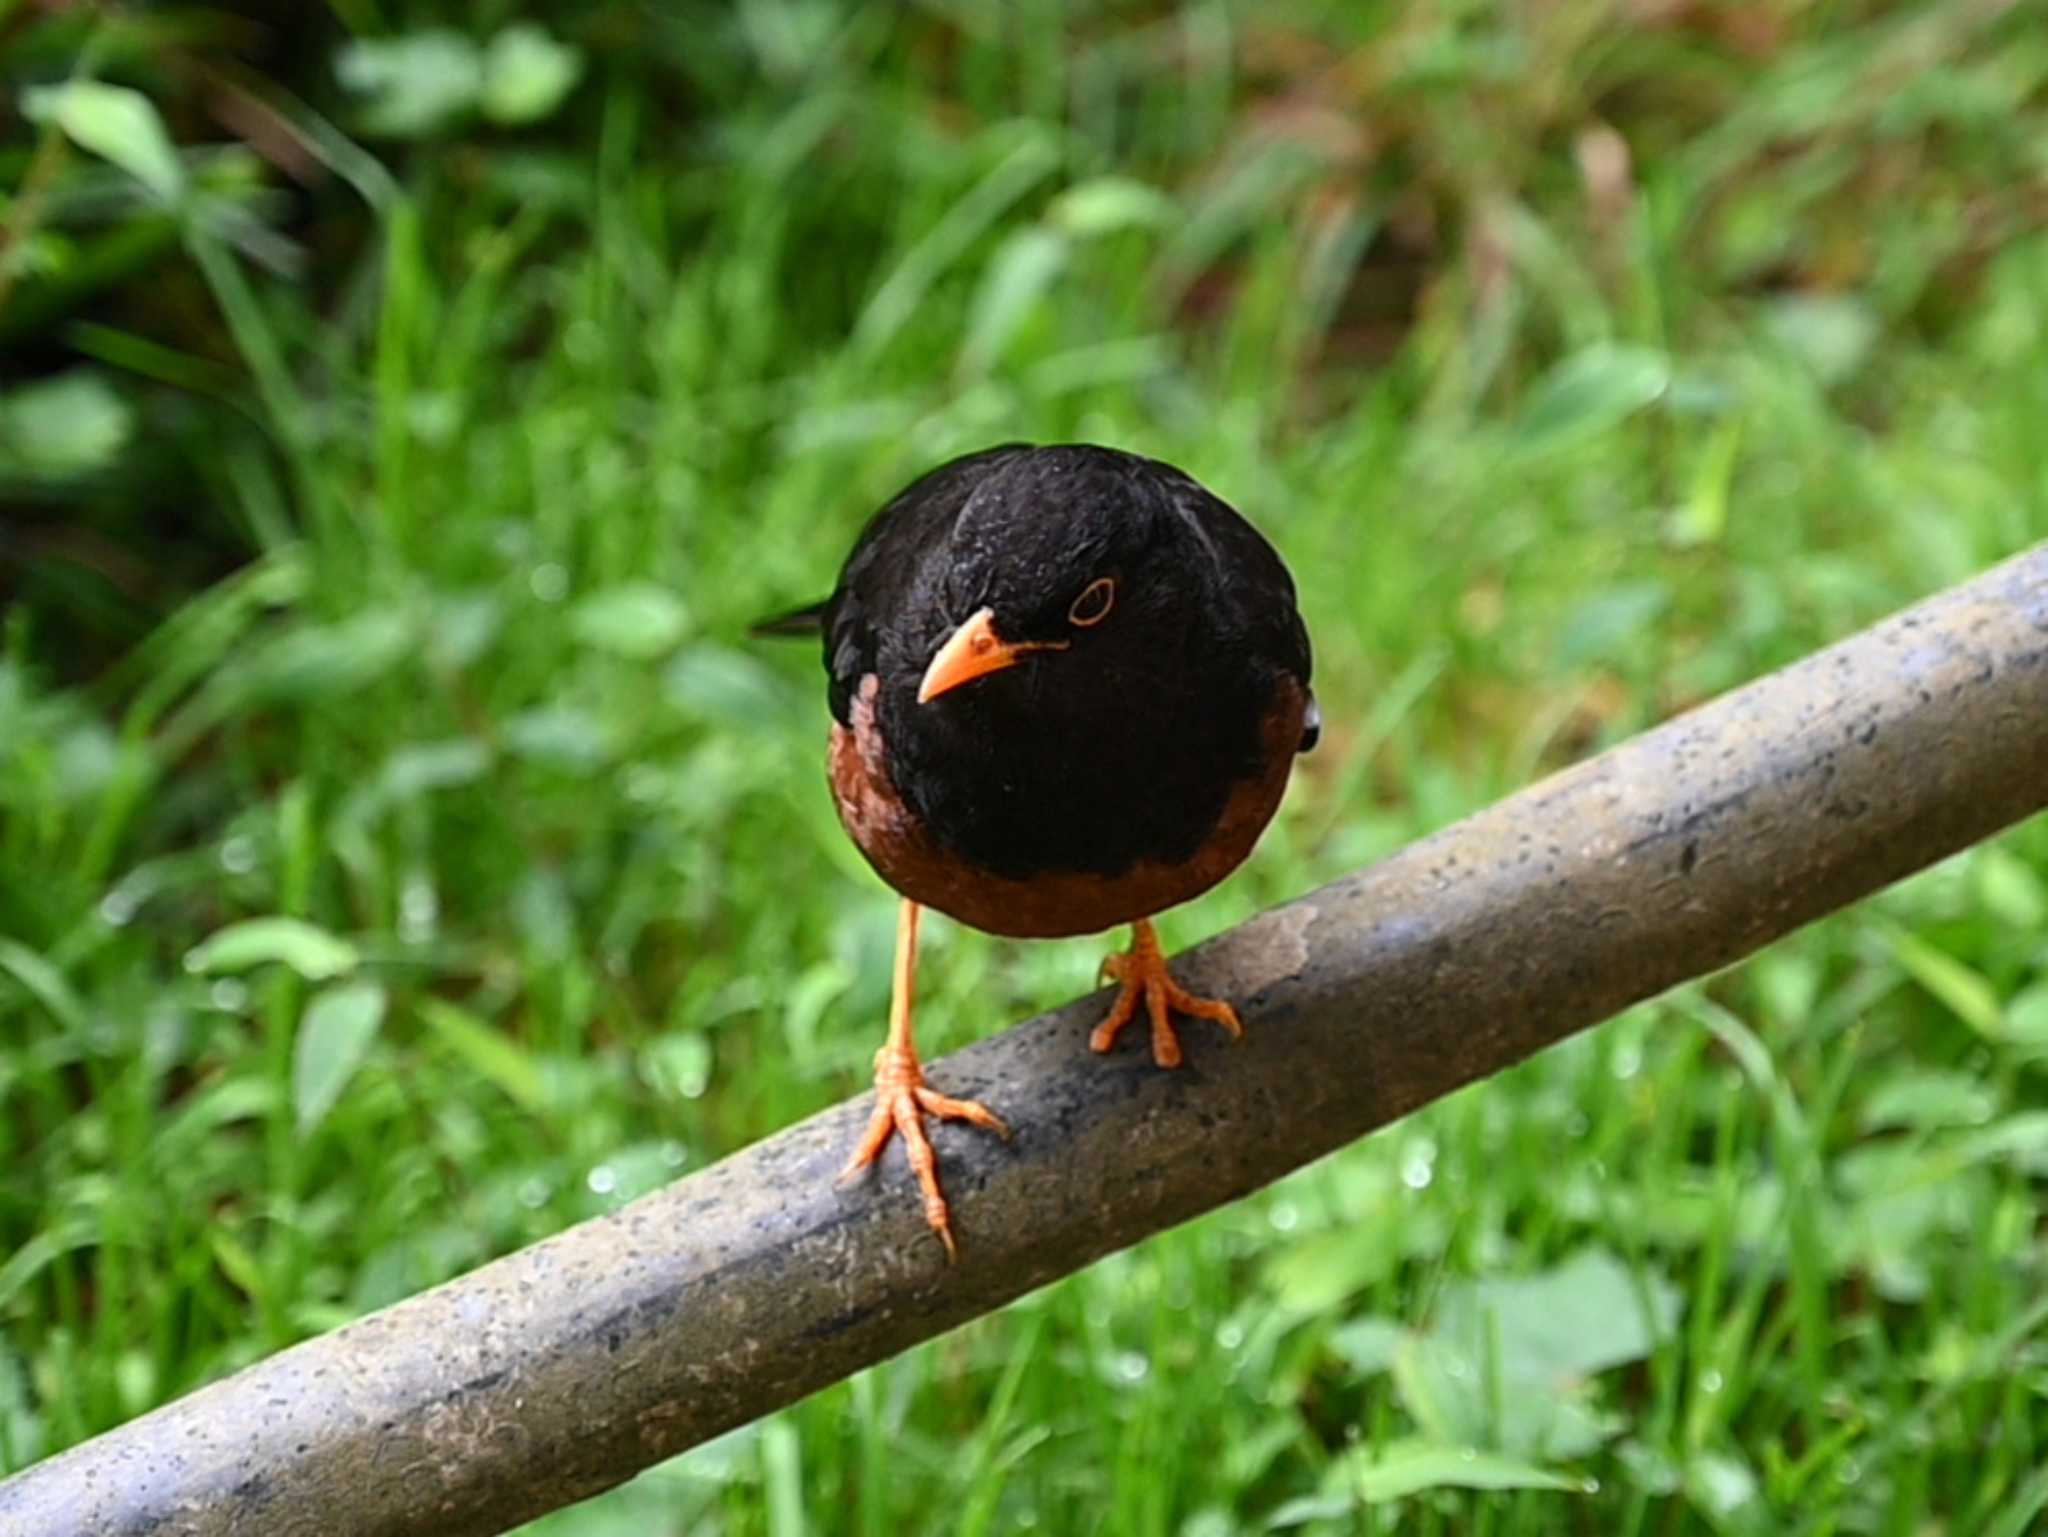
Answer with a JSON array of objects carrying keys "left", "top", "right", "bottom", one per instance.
[
  {"left": 1265, "top": 1495, "right": 1353, "bottom": 1529},
  {"left": 426, "top": 592, "right": 503, "bottom": 668},
  {"left": 1510, "top": 344, "right": 1670, "bottom": 455},
  {"left": 1975, "top": 847, "right": 2048, "bottom": 929},
  {"left": 502, "top": 705, "right": 613, "bottom": 771},
  {"left": 294, "top": 980, "right": 387, "bottom": 1132},
  {"left": 1887, "top": 929, "right": 2003, "bottom": 1039},
  {"left": 1684, "top": 1450, "right": 1763, "bottom": 1532},
  {"left": 23, "top": 82, "right": 184, "bottom": 202},
  {"left": 1750, "top": 949, "right": 1821, "bottom": 1029},
  {"left": 1442, "top": 1247, "right": 1682, "bottom": 1384},
  {"left": 0, "top": 370, "right": 133, "bottom": 477},
  {"left": 1331, "top": 1438, "right": 1594, "bottom": 1501},
  {"left": 336, "top": 30, "right": 482, "bottom": 138},
  {"left": 1950, "top": 1111, "right": 2048, "bottom": 1175},
  {"left": 1327, "top": 1317, "right": 1404, "bottom": 1376},
  {"left": 1858, "top": 1069, "right": 1996, "bottom": 1131},
  {"left": 1763, "top": 294, "right": 1877, "bottom": 385},
  {"left": 1260, "top": 1224, "right": 1397, "bottom": 1313},
  {"left": 381, "top": 739, "right": 492, "bottom": 799},
  {"left": 1392, "top": 1248, "right": 1676, "bottom": 1459},
  {"left": 2006, "top": 983, "right": 2048, "bottom": 1047},
  {"left": 226, "top": 610, "right": 416, "bottom": 704},
  {"left": 1048, "top": 176, "right": 1178, "bottom": 236},
  {"left": 1393, "top": 1330, "right": 1621, "bottom": 1459},
  {"left": 570, "top": 582, "right": 690, "bottom": 657},
  {"left": 480, "top": 24, "right": 583, "bottom": 125},
  {"left": 417, "top": 997, "right": 543, "bottom": 1113},
  {"left": 185, "top": 917, "right": 358, "bottom": 980}
]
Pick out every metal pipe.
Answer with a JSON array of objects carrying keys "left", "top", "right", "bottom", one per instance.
[{"left": 4, "top": 542, "right": 2045, "bottom": 1537}]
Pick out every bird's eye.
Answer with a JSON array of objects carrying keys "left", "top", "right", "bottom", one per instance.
[{"left": 1068, "top": 577, "right": 1116, "bottom": 627}]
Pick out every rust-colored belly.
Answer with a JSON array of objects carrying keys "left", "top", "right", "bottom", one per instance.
[{"left": 828, "top": 674, "right": 1305, "bottom": 939}]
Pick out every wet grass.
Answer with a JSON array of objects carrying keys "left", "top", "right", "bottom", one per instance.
[{"left": 3, "top": 3, "right": 2047, "bottom": 1532}]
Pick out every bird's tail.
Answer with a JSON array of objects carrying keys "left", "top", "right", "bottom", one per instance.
[{"left": 748, "top": 601, "right": 827, "bottom": 639}]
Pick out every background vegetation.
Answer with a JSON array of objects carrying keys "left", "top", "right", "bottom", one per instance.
[{"left": 4, "top": 1, "right": 2047, "bottom": 1532}]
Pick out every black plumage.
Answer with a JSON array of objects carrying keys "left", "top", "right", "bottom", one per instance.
[
  {"left": 757, "top": 441, "right": 1317, "bottom": 1257},
  {"left": 809, "top": 443, "right": 1314, "bottom": 885}
]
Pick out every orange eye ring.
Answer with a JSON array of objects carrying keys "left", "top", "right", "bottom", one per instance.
[{"left": 1068, "top": 577, "right": 1116, "bottom": 627}]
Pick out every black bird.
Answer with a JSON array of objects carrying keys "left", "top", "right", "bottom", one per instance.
[{"left": 761, "top": 443, "right": 1316, "bottom": 1256}]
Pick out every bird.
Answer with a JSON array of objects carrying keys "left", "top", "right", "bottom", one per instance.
[{"left": 757, "top": 443, "right": 1316, "bottom": 1258}]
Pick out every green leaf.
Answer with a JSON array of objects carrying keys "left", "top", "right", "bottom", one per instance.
[
  {"left": 960, "top": 226, "right": 1068, "bottom": 374},
  {"left": 1859, "top": 1069, "right": 1996, "bottom": 1132},
  {"left": 336, "top": 30, "right": 482, "bottom": 138},
  {"left": 1510, "top": 344, "right": 1670, "bottom": 455},
  {"left": 0, "top": 1220, "right": 96, "bottom": 1311},
  {"left": 1393, "top": 1330, "right": 1622, "bottom": 1459},
  {"left": 1443, "top": 1247, "right": 1682, "bottom": 1384},
  {"left": 570, "top": 582, "right": 690, "bottom": 657},
  {"left": 2006, "top": 984, "right": 2048, "bottom": 1048},
  {"left": 1047, "top": 176, "right": 1178, "bottom": 236},
  {"left": 209, "top": 1226, "right": 266, "bottom": 1302},
  {"left": 185, "top": 917, "right": 358, "bottom": 981},
  {"left": 1260, "top": 1224, "right": 1397, "bottom": 1312},
  {"left": 0, "top": 370, "right": 134, "bottom": 478},
  {"left": 1328, "top": 1317, "right": 1404, "bottom": 1376},
  {"left": 0, "top": 938, "right": 88, "bottom": 1033},
  {"left": 226, "top": 610, "right": 417, "bottom": 704},
  {"left": 1391, "top": 1248, "right": 1677, "bottom": 1459},
  {"left": 480, "top": 24, "right": 583, "bottom": 125},
  {"left": 1763, "top": 294, "right": 1877, "bottom": 385},
  {"left": 381, "top": 739, "right": 492, "bottom": 799},
  {"left": 502, "top": 705, "right": 614, "bottom": 771},
  {"left": 1887, "top": 929, "right": 2003, "bottom": 1039},
  {"left": 1332, "top": 1438, "right": 1594, "bottom": 1501},
  {"left": 294, "top": 980, "right": 388, "bottom": 1133},
  {"left": 22, "top": 82, "right": 184, "bottom": 202},
  {"left": 1684, "top": 1450, "right": 1763, "bottom": 1533},
  {"left": 1975, "top": 847, "right": 2048, "bottom": 929},
  {"left": 417, "top": 997, "right": 543, "bottom": 1113}
]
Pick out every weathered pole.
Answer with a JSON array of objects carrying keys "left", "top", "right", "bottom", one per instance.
[{"left": 3, "top": 541, "right": 2044, "bottom": 1537}]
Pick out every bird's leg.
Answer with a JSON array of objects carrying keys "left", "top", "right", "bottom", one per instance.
[
  {"left": 1090, "top": 916, "right": 1243, "bottom": 1069},
  {"left": 838, "top": 898, "right": 1010, "bottom": 1260}
]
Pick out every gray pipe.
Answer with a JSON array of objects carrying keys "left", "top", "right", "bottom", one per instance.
[{"left": 3, "top": 541, "right": 2044, "bottom": 1537}]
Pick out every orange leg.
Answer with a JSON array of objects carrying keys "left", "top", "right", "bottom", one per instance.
[
  {"left": 1089, "top": 917, "right": 1243, "bottom": 1069},
  {"left": 839, "top": 899, "right": 1010, "bottom": 1259}
]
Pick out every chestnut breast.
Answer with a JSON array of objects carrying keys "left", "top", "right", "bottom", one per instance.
[{"left": 829, "top": 674, "right": 1308, "bottom": 939}]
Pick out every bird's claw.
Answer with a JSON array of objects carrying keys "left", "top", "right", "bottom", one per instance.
[{"left": 840, "top": 1044, "right": 1009, "bottom": 1261}]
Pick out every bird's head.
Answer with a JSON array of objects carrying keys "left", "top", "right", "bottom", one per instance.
[{"left": 914, "top": 446, "right": 1198, "bottom": 705}]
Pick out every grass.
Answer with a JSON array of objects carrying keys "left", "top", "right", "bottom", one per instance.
[{"left": 4, "top": 2, "right": 2048, "bottom": 1533}]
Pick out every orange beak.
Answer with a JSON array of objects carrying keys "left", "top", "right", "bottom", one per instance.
[{"left": 917, "top": 607, "right": 1069, "bottom": 703}]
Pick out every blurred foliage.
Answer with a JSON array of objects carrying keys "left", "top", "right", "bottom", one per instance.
[{"left": 3, "top": 1, "right": 2048, "bottom": 1533}]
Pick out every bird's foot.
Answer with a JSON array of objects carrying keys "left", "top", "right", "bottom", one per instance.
[
  {"left": 1089, "top": 919, "right": 1243, "bottom": 1069},
  {"left": 838, "top": 1042, "right": 1010, "bottom": 1261}
]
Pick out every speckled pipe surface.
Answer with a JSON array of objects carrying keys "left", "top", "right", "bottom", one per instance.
[{"left": 5, "top": 542, "right": 2045, "bottom": 1537}]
